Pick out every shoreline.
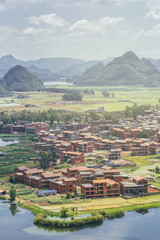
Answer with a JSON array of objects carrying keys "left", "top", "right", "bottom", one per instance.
[{"left": 2, "top": 195, "right": 160, "bottom": 230}]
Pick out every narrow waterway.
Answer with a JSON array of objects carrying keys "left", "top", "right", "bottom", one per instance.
[{"left": 0, "top": 201, "right": 160, "bottom": 240}]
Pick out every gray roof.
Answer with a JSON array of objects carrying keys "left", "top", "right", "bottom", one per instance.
[
  {"left": 80, "top": 171, "right": 91, "bottom": 175},
  {"left": 94, "top": 171, "right": 104, "bottom": 176},
  {"left": 81, "top": 183, "right": 93, "bottom": 188}
]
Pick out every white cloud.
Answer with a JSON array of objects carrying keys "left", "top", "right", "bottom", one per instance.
[
  {"left": 22, "top": 27, "right": 50, "bottom": 35},
  {"left": 134, "top": 24, "right": 160, "bottom": 37},
  {"left": 28, "top": 13, "right": 68, "bottom": 27},
  {"left": 146, "top": 9, "right": 160, "bottom": 19},
  {"left": 68, "top": 17, "right": 124, "bottom": 37},
  {"left": 146, "top": 24, "right": 160, "bottom": 36}
]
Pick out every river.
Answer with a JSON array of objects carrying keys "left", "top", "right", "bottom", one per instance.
[{"left": 0, "top": 201, "right": 160, "bottom": 240}]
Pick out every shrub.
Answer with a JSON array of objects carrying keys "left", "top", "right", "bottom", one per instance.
[{"left": 34, "top": 213, "right": 104, "bottom": 229}]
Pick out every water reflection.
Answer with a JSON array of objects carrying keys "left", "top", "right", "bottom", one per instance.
[
  {"left": 1, "top": 200, "right": 160, "bottom": 240},
  {"left": 33, "top": 222, "right": 103, "bottom": 233},
  {"left": 9, "top": 204, "right": 20, "bottom": 216},
  {"left": 135, "top": 208, "right": 148, "bottom": 215}
]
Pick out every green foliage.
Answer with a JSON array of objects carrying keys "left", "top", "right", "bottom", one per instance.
[
  {"left": 123, "top": 103, "right": 152, "bottom": 119},
  {"left": 60, "top": 208, "right": 69, "bottom": 218},
  {"left": 38, "top": 150, "right": 58, "bottom": 170},
  {"left": 66, "top": 192, "right": 71, "bottom": 199},
  {"left": 155, "top": 166, "right": 160, "bottom": 173},
  {"left": 79, "top": 193, "right": 84, "bottom": 199},
  {"left": 83, "top": 89, "right": 95, "bottom": 95},
  {"left": 62, "top": 92, "right": 83, "bottom": 101},
  {"left": 34, "top": 212, "right": 104, "bottom": 229},
  {"left": 55, "top": 163, "right": 70, "bottom": 169},
  {"left": 105, "top": 210, "right": 124, "bottom": 219},
  {"left": 38, "top": 151, "right": 50, "bottom": 170},
  {"left": 9, "top": 175, "right": 18, "bottom": 184},
  {"left": 9, "top": 185, "right": 16, "bottom": 202},
  {"left": 102, "top": 90, "right": 110, "bottom": 98},
  {"left": 138, "top": 129, "right": 149, "bottom": 138}
]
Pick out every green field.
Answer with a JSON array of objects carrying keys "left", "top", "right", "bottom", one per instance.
[{"left": 1, "top": 86, "right": 160, "bottom": 112}]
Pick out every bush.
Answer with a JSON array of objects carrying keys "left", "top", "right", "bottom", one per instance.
[
  {"left": 34, "top": 213, "right": 104, "bottom": 229},
  {"left": 105, "top": 210, "right": 124, "bottom": 220}
]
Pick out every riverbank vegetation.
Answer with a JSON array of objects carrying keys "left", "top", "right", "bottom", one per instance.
[{"left": 33, "top": 212, "right": 104, "bottom": 229}]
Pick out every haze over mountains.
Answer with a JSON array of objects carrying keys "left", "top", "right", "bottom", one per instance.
[
  {"left": 74, "top": 52, "right": 160, "bottom": 87},
  {"left": 0, "top": 51, "right": 160, "bottom": 90},
  {"left": 0, "top": 55, "right": 112, "bottom": 81}
]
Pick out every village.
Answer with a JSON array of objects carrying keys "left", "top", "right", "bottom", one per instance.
[{"left": 0, "top": 108, "right": 159, "bottom": 200}]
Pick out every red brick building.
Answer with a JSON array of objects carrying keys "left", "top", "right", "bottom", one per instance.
[
  {"left": 49, "top": 177, "right": 77, "bottom": 193},
  {"left": 81, "top": 179, "right": 120, "bottom": 198},
  {"left": 60, "top": 151, "right": 84, "bottom": 164}
]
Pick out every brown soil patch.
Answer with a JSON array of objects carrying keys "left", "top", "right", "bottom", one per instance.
[{"left": 39, "top": 202, "right": 51, "bottom": 206}]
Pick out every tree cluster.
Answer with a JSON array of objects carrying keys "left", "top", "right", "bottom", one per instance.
[
  {"left": 83, "top": 89, "right": 95, "bottom": 95},
  {"left": 38, "top": 150, "right": 58, "bottom": 170},
  {"left": 62, "top": 92, "right": 83, "bottom": 101}
]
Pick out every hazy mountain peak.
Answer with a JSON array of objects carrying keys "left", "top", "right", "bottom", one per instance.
[{"left": 117, "top": 51, "right": 139, "bottom": 62}]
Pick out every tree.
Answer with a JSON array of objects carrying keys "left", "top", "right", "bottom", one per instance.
[
  {"left": 9, "top": 185, "right": 16, "bottom": 202},
  {"left": 60, "top": 208, "right": 69, "bottom": 218},
  {"left": 66, "top": 192, "right": 71, "bottom": 199},
  {"left": 90, "top": 89, "right": 95, "bottom": 95},
  {"left": 50, "top": 150, "right": 58, "bottom": 163},
  {"left": 38, "top": 151, "right": 50, "bottom": 170},
  {"left": 138, "top": 129, "right": 149, "bottom": 139},
  {"left": 155, "top": 166, "right": 159, "bottom": 173},
  {"left": 62, "top": 92, "right": 83, "bottom": 101},
  {"left": 102, "top": 90, "right": 110, "bottom": 98},
  {"left": 38, "top": 150, "right": 58, "bottom": 169},
  {"left": 9, "top": 175, "right": 17, "bottom": 184}
]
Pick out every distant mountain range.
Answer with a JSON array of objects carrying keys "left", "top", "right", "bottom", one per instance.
[
  {"left": 0, "top": 52, "right": 160, "bottom": 86},
  {"left": 0, "top": 55, "right": 113, "bottom": 81},
  {"left": 73, "top": 51, "right": 160, "bottom": 87}
]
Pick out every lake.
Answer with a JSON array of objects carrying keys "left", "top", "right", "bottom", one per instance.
[
  {"left": 0, "top": 200, "right": 160, "bottom": 240},
  {"left": 44, "top": 81, "right": 73, "bottom": 86}
]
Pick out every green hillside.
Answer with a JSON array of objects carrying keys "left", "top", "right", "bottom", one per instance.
[
  {"left": 74, "top": 51, "right": 160, "bottom": 86},
  {"left": 0, "top": 65, "right": 44, "bottom": 91}
]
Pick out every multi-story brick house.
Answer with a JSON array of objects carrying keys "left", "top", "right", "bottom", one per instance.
[
  {"left": 106, "top": 149, "right": 121, "bottom": 160},
  {"left": 49, "top": 177, "right": 77, "bottom": 193},
  {"left": 120, "top": 176, "right": 148, "bottom": 196},
  {"left": 60, "top": 151, "right": 84, "bottom": 164},
  {"left": 81, "top": 179, "right": 120, "bottom": 198}
]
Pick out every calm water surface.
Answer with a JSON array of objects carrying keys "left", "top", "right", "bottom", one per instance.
[
  {"left": 0, "top": 200, "right": 160, "bottom": 240},
  {"left": 0, "top": 139, "right": 19, "bottom": 147}
]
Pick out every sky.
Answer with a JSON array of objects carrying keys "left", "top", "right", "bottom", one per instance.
[{"left": 1, "top": 0, "right": 160, "bottom": 60}]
